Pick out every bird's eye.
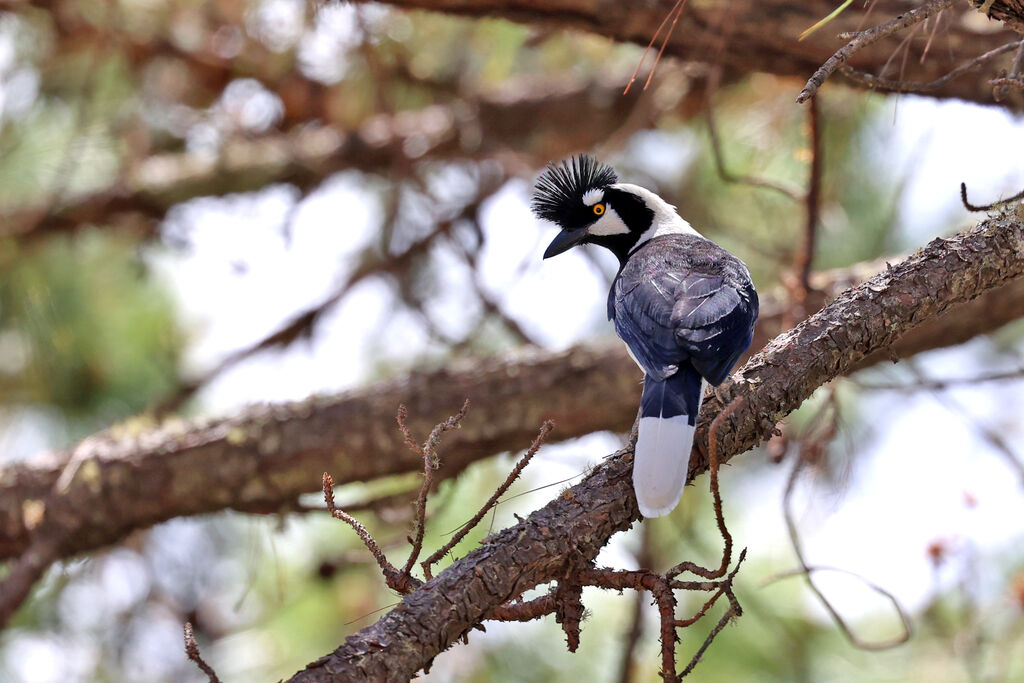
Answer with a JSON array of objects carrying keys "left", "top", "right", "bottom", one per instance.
[{"left": 593, "top": 203, "right": 605, "bottom": 216}]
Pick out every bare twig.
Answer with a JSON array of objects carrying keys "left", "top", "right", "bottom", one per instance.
[
  {"left": 403, "top": 400, "right": 470, "bottom": 576},
  {"left": 422, "top": 420, "right": 553, "bottom": 578},
  {"left": 778, "top": 454, "right": 912, "bottom": 649},
  {"left": 961, "top": 180, "right": 1024, "bottom": 212},
  {"left": 855, "top": 366, "right": 1024, "bottom": 391},
  {"left": 624, "top": 0, "right": 690, "bottom": 94},
  {"left": 902, "top": 361, "right": 1024, "bottom": 485},
  {"left": 989, "top": 76, "right": 1024, "bottom": 91},
  {"left": 155, "top": 220, "right": 454, "bottom": 415},
  {"left": 184, "top": 622, "right": 223, "bottom": 683},
  {"left": 322, "top": 472, "right": 419, "bottom": 593},
  {"left": 839, "top": 40, "right": 1024, "bottom": 94},
  {"left": 705, "top": 71, "right": 804, "bottom": 201},
  {"left": 667, "top": 397, "right": 744, "bottom": 580},
  {"left": 796, "top": 96, "right": 823, "bottom": 298},
  {"left": 993, "top": 39, "right": 1024, "bottom": 100},
  {"left": 797, "top": 0, "right": 959, "bottom": 103},
  {"left": 677, "top": 550, "right": 746, "bottom": 678},
  {"left": 487, "top": 592, "right": 558, "bottom": 621}
]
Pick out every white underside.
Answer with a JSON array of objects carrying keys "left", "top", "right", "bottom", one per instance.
[{"left": 633, "top": 383, "right": 705, "bottom": 518}]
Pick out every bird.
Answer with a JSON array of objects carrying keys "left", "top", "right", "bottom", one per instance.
[{"left": 532, "top": 155, "right": 759, "bottom": 518}]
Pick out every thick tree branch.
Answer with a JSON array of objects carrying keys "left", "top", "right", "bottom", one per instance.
[
  {"left": 4, "top": 228, "right": 1024, "bottom": 567},
  {"left": 357, "top": 0, "right": 1024, "bottom": 108},
  {"left": 287, "top": 212, "right": 1024, "bottom": 681}
]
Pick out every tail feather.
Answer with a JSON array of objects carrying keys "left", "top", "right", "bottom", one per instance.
[{"left": 633, "top": 368, "right": 704, "bottom": 518}]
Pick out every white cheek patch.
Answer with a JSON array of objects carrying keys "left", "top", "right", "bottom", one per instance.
[
  {"left": 582, "top": 188, "right": 604, "bottom": 206},
  {"left": 587, "top": 205, "right": 629, "bottom": 236}
]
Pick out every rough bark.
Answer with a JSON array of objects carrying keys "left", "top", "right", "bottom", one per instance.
[
  {"left": 359, "top": 0, "right": 1023, "bottom": 108},
  {"left": 289, "top": 211, "right": 1024, "bottom": 682},
  {"left": 4, "top": 216, "right": 1024, "bottom": 566}
]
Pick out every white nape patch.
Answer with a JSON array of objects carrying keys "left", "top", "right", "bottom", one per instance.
[
  {"left": 582, "top": 188, "right": 604, "bottom": 206},
  {"left": 610, "top": 182, "right": 701, "bottom": 254},
  {"left": 587, "top": 205, "right": 629, "bottom": 236},
  {"left": 634, "top": 415, "right": 696, "bottom": 518}
]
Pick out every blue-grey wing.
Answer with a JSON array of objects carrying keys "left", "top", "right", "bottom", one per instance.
[
  {"left": 611, "top": 268, "right": 691, "bottom": 381},
  {"left": 610, "top": 238, "right": 758, "bottom": 385},
  {"left": 672, "top": 275, "right": 758, "bottom": 385}
]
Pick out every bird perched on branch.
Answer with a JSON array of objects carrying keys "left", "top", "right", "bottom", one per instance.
[{"left": 532, "top": 155, "right": 758, "bottom": 518}]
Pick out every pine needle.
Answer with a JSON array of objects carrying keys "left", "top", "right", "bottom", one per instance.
[{"left": 800, "top": 0, "right": 854, "bottom": 41}]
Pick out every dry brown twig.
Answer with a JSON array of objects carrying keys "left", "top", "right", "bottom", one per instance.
[
  {"left": 421, "top": 420, "right": 554, "bottom": 579},
  {"left": 840, "top": 39, "right": 1024, "bottom": 94},
  {"left": 767, "top": 391, "right": 913, "bottom": 650},
  {"left": 623, "top": 0, "right": 691, "bottom": 94},
  {"left": 303, "top": 397, "right": 749, "bottom": 681},
  {"left": 797, "top": 0, "right": 960, "bottom": 103},
  {"left": 704, "top": 70, "right": 805, "bottom": 202},
  {"left": 184, "top": 622, "right": 223, "bottom": 683},
  {"left": 399, "top": 399, "right": 470, "bottom": 576},
  {"left": 961, "top": 181, "right": 1024, "bottom": 212}
]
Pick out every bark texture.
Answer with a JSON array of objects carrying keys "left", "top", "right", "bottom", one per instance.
[
  {"left": 289, "top": 211, "right": 1024, "bottom": 682},
  {"left": 4, "top": 223, "right": 1024, "bottom": 564},
  {"left": 360, "top": 0, "right": 1024, "bottom": 108}
]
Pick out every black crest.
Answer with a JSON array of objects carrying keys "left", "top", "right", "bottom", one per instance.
[{"left": 531, "top": 155, "right": 618, "bottom": 225}]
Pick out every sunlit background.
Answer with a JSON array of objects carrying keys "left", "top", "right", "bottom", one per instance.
[{"left": 1, "top": 1, "right": 1024, "bottom": 681}]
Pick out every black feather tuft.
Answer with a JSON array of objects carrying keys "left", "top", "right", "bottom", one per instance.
[{"left": 531, "top": 155, "right": 618, "bottom": 225}]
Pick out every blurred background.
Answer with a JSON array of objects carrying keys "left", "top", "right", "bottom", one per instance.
[{"left": 1, "top": 0, "right": 1024, "bottom": 680}]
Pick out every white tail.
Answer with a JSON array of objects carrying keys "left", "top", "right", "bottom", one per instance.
[{"left": 633, "top": 415, "right": 697, "bottom": 517}]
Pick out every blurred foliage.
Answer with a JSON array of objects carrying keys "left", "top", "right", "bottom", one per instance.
[{"left": 0, "top": 232, "right": 181, "bottom": 425}]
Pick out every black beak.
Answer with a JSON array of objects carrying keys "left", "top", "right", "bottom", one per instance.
[{"left": 543, "top": 229, "right": 587, "bottom": 259}]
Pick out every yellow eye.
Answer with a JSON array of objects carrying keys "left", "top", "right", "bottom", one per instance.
[{"left": 593, "top": 203, "right": 605, "bottom": 215}]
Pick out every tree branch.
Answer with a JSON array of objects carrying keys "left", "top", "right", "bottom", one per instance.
[
  {"left": 287, "top": 212, "right": 1024, "bottom": 681},
  {"left": 355, "top": 0, "right": 1024, "bottom": 108},
  {"left": 4, "top": 229, "right": 1024, "bottom": 569}
]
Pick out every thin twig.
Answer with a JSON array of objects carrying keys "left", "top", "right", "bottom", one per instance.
[
  {"left": 839, "top": 39, "right": 1024, "bottom": 94},
  {"left": 778, "top": 455, "right": 912, "bottom": 649},
  {"left": 705, "top": 70, "right": 804, "bottom": 201},
  {"left": 623, "top": 0, "right": 689, "bottom": 95},
  {"left": 667, "top": 397, "right": 744, "bottom": 579},
  {"left": 487, "top": 592, "right": 558, "bottom": 621},
  {"left": 322, "top": 473, "right": 419, "bottom": 593},
  {"left": 796, "top": 96, "right": 823, "bottom": 298},
  {"left": 797, "top": 0, "right": 959, "bottom": 103},
  {"left": 184, "top": 622, "right": 223, "bottom": 683},
  {"left": 403, "top": 400, "right": 470, "bottom": 576},
  {"left": 855, "top": 366, "right": 1024, "bottom": 391},
  {"left": 643, "top": 0, "right": 689, "bottom": 92},
  {"left": 961, "top": 181, "right": 1024, "bottom": 212},
  {"left": 154, "top": 221, "right": 455, "bottom": 415},
  {"left": 903, "top": 361, "right": 1024, "bottom": 485},
  {"left": 422, "top": 420, "right": 553, "bottom": 578},
  {"left": 677, "top": 550, "right": 746, "bottom": 677},
  {"left": 677, "top": 592, "right": 742, "bottom": 677}
]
